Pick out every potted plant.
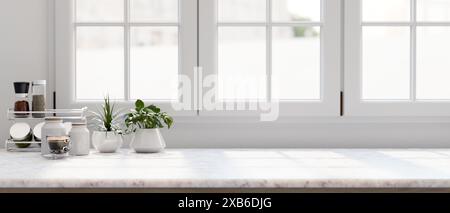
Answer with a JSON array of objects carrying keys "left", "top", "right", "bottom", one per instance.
[
  {"left": 125, "top": 100, "right": 173, "bottom": 153},
  {"left": 89, "top": 96, "right": 123, "bottom": 153}
]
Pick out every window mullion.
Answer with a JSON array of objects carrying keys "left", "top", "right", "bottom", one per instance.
[
  {"left": 124, "top": 0, "right": 130, "bottom": 101},
  {"left": 266, "top": 0, "right": 272, "bottom": 101},
  {"left": 411, "top": 0, "right": 417, "bottom": 101}
]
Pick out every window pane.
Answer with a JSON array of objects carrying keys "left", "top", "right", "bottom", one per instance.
[
  {"left": 130, "top": 27, "right": 179, "bottom": 100},
  {"left": 417, "top": 27, "right": 450, "bottom": 100},
  {"left": 76, "top": 27, "right": 124, "bottom": 100},
  {"left": 218, "top": 0, "right": 266, "bottom": 22},
  {"left": 272, "top": 27, "right": 321, "bottom": 100},
  {"left": 130, "top": 0, "right": 178, "bottom": 22},
  {"left": 362, "top": 27, "right": 410, "bottom": 100},
  {"left": 218, "top": 27, "right": 266, "bottom": 100},
  {"left": 417, "top": 0, "right": 450, "bottom": 22},
  {"left": 76, "top": 0, "right": 124, "bottom": 22},
  {"left": 362, "top": 0, "right": 410, "bottom": 22},
  {"left": 272, "top": 0, "right": 320, "bottom": 22}
]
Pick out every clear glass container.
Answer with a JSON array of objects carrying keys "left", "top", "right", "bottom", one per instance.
[
  {"left": 41, "top": 117, "right": 71, "bottom": 159},
  {"left": 46, "top": 136, "right": 71, "bottom": 160},
  {"left": 32, "top": 80, "right": 46, "bottom": 118},
  {"left": 14, "top": 95, "right": 30, "bottom": 118}
]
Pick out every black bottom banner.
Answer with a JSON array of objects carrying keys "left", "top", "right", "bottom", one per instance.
[{"left": 1, "top": 193, "right": 450, "bottom": 212}]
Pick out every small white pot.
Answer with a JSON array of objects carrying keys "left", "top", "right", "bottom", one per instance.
[
  {"left": 92, "top": 131, "right": 123, "bottom": 153},
  {"left": 130, "top": 129, "right": 166, "bottom": 153}
]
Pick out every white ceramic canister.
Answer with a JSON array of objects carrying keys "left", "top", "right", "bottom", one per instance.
[
  {"left": 69, "top": 122, "right": 90, "bottom": 156},
  {"left": 41, "top": 117, "right": 67, "bottom": 156}
]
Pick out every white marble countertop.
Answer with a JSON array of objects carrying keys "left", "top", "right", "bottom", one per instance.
[{"left": 1, "top": 149, "right": 450, "bottom": 189}]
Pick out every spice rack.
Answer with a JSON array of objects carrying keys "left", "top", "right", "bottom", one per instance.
[{"left": 5, "top": 108, "right": 87, "bottom": 152}]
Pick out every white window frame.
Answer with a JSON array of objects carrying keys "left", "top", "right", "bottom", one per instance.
[
  {"left": 345, "top": 0, "right": 450, "bottom": 116},
  {"left": 55, "top": 0, "right": 450, "bottom": 120},
  {"left": 199, "top": 0, "right": 342, "bottom": 117},
  {"left": 54, "top": 0, "right": 198, "bottom": 116}
]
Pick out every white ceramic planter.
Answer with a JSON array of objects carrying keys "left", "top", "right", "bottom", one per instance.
[
  {"left": 92, "top": 131, "right": 123, "bottom": 153},
  {"left": 130, "top": 129, "right": 166, "bottom": 153}
]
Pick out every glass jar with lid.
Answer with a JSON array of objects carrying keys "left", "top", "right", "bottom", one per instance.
[
  {"left": 13, "top": 82, "right": 30, "bottom": 118},
  {"left": 69, "top": 119, "right": 90, "bottom": 156},
  {"left": 31, "top": 80, "right": 46, "bottom": 118},
  {"left": 41, "top": 117, "right": 71, "bottom": 159}
]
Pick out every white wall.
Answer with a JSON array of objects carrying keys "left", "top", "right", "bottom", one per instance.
[
  {"left": 1, "top": 0, "right": 450, "bottom": 149},
  {"left": 0, "top": 0, "right": 49, "bottom": 147}
]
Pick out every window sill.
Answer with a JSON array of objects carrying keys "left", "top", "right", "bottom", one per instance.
[{"left": 174, "top": 115, "right": 450, "bottom": 124}]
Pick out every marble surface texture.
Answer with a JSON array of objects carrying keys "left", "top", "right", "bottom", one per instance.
[{"left": 1, "top": 149, "right": 450, "bottom": 188}]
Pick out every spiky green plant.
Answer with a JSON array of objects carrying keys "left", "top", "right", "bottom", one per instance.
[{"left": 89, "top": 96, "right": 123, "bottom": 133}]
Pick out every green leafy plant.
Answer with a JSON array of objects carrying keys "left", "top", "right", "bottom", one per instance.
[
  {"left": 89, "top": 96, "right": 123, "bottom": 133},
  {"left": 125, "top": 100, "right": 174, "bottom": 131}
]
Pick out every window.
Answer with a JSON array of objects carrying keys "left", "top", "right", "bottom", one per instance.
[
  {"left": 56, "top": 0, "right": 450, "bottom": 118},
  {"left": 199, "top": 0, "right": 341, "bottom": 116},
  {"left": 56, "top": 0, "right": 339, "bottom": 117},
  {"left": 55, "top": 0, "right": 197, "bottom": 116},
  {"left": 345, "top": 0, "right": 450, "bottom": 116},
  {"left": 76, "top": 0, "right": 181, "bottom": 100}
]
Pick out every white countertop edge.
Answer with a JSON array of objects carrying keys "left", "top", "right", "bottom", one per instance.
[{"left": 2, "top": 149, "right": 450, "bottom": 189}]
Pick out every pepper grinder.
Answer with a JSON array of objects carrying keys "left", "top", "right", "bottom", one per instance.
[
  {"left": 13, "top": 82, "right": 30, "bottom": 118},
  {"left": 31, "top": 80, "right": 46, "bottom": 118}
]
